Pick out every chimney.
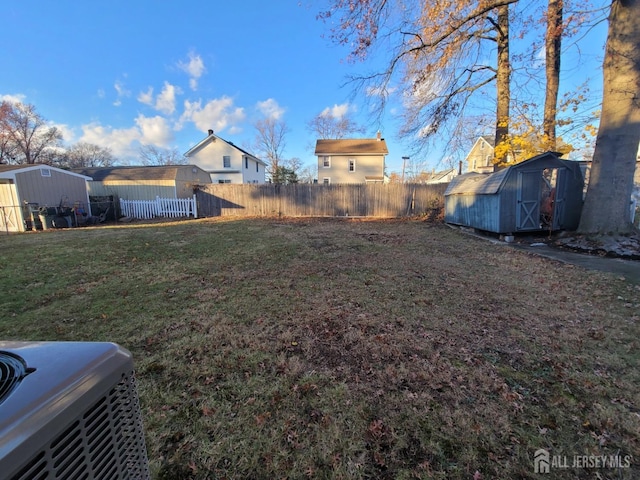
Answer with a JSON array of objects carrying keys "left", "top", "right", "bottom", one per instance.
[
  {"left": 208, "top": 129, "right": 214, "bottom": 136},
  {"left": 376, "top": 131, "right": 382, "bottom": 141}
]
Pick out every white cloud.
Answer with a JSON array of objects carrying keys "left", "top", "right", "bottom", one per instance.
[
  {"left": 137, "top": 87, "right": 154, "bottom": 106},
  {"left": 535, "top": 46, "right": 545, "bottom": 68},
  {"left": 155, "top": 82, "right": 181, "bottom": 115},
  {"left": 54, "top": 123, "right": 75, "bottom": 143},
  {"left": 76, "top": 116, "right": 174, "bottom": 163},
  {"left": 180, "top": 97, "right": 245, "bottom": 133},
  {"left": 78, "top": 122, "right": 141, "bottom": 160},
  {"left": 366, "top": 85, "right": 396, "bottom": 97},
  {"left": 137, "top": 83, "right": 181, "bottom": 115},
  {"left": 321, "top": 103, "right": 350, "bottom": 119},
  {"left": 1, "top": 93, "right": 27, "bottom": 104},
  {"left": 135, "top": 115, "right": 174, "bottom": 146},
  {"left": 256, "top": 98, "right": 284, "bottom": 120},
  {"left": 113, "top": 80, "right": 131, "bottom": 107},
  {"left": 178, "top": 52, "right": 206, "bottom": 91}
]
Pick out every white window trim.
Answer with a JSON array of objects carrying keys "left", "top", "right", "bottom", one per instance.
[
  {"left": 223, "top": 155, "right": 231, "bottom": 168},
  {"left": 41, "top": 168, "right": 51, "bottom": 177},
  {"left": 323, "top": 177, "right": 331, "bottom": 185},
  {"left": 348, "top": 158, "right": 356, "bottom": 172},
  {"left": 322, "top": 156, "right": 331, "bottom": 168}
]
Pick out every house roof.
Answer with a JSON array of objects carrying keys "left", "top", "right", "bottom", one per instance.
[
  {"left": 314, "top": 138, "right": 389, "bottom": 155},
  {"left": 429, "top": 168, "right": 457, "bottom": 181},
  {"left": 480, "top": 135, "right": 495, "bottom": 147},
  {"left": 184, "top": 132, "right": 267, "bottom": 165},
  {"left": 0, "top": 164, "right": 92, "bottom": 180},
  {"left": 72, "top": 165, "right": 204, "bottom": 181}
]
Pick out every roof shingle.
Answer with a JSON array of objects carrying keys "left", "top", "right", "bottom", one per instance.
[{"left": 314, "top": 139, "right": 389, "bottom": 155}]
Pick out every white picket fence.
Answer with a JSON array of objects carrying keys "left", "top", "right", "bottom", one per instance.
[{"left": 120, "top": 195, "right": 198, "bottom": 220}]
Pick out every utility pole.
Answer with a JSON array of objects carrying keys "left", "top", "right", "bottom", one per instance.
[{"left": 401, "top": 156, "right": 409, "bottom": 183}]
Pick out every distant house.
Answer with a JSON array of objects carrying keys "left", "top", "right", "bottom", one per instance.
[
  {"left": 0, "top": 164, "right": 91, "bottom": 232},
  {"left": 73, "top": 165, "right": 211, "bottom": 201},
  {"left": 184, "top": 130, "right": 266, "bottom": 184},
  {"left": 465, "top": 136, "right": 496, "bottom": 173},
  {"left": 315, "top": 133, "right": 389, "bottom": 184},
  {"left": 425, "top": 168, "right": 458, "bottom": 184}
]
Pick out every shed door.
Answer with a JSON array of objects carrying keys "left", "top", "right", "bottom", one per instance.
[
  {"left": 516, "top": 171, "right": 540, "bottom": 230},
  {"left": 551, "top": 168, "right": 566, "bottom": 230},
  {"left": 0, "top": 183, "right": 23, "bottom": 232}
]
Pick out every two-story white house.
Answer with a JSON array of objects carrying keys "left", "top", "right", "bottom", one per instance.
[
  {"left": 185, "top": 130, "right": 267, "bottom": 184},
  {"left": 315, "top": 133, "right": 389, "bottom": 184},
  {"left": 465, "top": 136, "right": 496, "bottom": 173}
]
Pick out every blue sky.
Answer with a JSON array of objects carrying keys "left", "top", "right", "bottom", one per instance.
[{"left": 0, "top": 1, "right": 608, "bottom": 176}]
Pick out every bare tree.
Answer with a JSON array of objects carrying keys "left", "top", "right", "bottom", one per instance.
[
  {"left": 252, "top": 117, "right": 289, "bottom": 181},
  {"left": 577, "top": 0, "right": 640, "bottom": 234},
  {"left": 319, "top": 0, "right": 517, "bottom": 164},
  {"left": 55, "top": 142, "right": 115, "bottom": 168},
  {"left": 306, "top": 110, "right": 365, "bottom": 139},
  {"left": 0, "top": 102, "right": 18, "bottom": 164},
  {"left": 139, "top": 145, "right": 187, "bottom": 166},
  {"left": 0, "top": 101, "right": 61, "bottom": 164}
]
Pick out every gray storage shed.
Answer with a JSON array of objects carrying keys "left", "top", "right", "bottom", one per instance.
[
  {"left": 445, "top": 152, "right": 584, "bottom": 234},
  {"left": 0, "top": 165, "right": 92, "bottom": 232}
]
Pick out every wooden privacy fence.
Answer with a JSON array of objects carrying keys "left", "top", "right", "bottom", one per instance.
[
  {"left": 196, "top": 183, "right": 448, "bottom": 218},
  {"left": 120, "top": 195, "right": 198, "bottom": 220}
]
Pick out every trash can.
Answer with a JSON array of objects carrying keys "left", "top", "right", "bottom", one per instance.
[{"left": 38, "top": 207, "right": 55, "bottom": 230}]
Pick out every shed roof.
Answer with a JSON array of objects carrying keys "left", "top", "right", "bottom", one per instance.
[
  {"left": 72, "top": 165, "right": 204, "bottom": 181},
  {"left": 445, "top": 169, "right": 509, "bottom": 195},
  {"left": 314, "top": 138, "right": 389, "bottom": 155},
  {"left": 445, "top": 152, "right": 571, "bottom": 196},
  {"left": 0, "top": 164, "right": 92, "bottom": 180}
]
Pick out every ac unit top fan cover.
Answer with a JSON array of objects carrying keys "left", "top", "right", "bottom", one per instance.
[{"left": 0, "top": 341, "right": 149, "bottom": 480}]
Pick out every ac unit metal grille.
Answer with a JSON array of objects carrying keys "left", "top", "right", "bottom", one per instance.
[{"left": 10, "top": 371, "right": 149, "bottom": 480}]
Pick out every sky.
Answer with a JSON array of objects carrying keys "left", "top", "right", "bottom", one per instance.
[{"left": 0, "top": 1, "right": 609, "bottom": 177}]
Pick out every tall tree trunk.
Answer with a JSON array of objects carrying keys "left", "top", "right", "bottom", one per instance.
[
  {"left": 494, "top": 4, "right": 510, "bottom": 167},
  {"left": 577, "top": 0, "right": 640, "bottom": 234},
  {"left": 544, "top": 0, "right": 563, "bottom": 150}
]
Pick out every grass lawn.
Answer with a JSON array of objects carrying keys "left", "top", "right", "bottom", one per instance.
[{"left": 1, "top": 217, "right": 638, "bottom": 479}]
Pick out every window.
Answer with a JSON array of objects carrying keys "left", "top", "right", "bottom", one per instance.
[
  {"left": 323, "top": 177, "right": 331, "bottom": 185},
  {"left": 322, "top": 156, "right": 330, "bottom": 168},
  {"left": 223, "top": 156, "right": 231, "bottom": 168},
  {"left": 348, "top": 158, "right": 356, "bottom": 172},
  {"left": 41, "top": 168, "right": 51, "bottom": 177},
  {"left": 256, "top": 161, "right": 259, "bottom": 172},
  {"left": 245, "top": 157, "right": 248, "bottom": 169},
  {"left": 218, "top": 179, "right": 231, "bottom": 184}
]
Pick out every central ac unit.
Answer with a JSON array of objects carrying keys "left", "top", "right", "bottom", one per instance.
[{"left": 0, "top": 341, "right": 150, "bottom": 480}]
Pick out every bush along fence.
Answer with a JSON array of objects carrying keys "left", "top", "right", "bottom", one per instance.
[
  {"left": 120, "top": 195, "right": 198, "bottom": 220},
  {"left": 195, "top": 183, "right": 448, "bottom": 218}
]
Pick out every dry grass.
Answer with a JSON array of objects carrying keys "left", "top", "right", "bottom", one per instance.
[{"left": 1, "top": 217, "right": 638, "bottom": 479}]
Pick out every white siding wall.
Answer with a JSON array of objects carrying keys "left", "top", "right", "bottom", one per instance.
[
  {"left": 188, "top": 138, "right": 265, "bottom": 183},
  {"left": 317, "top": 154, "right": 385, "bottom": 184}
]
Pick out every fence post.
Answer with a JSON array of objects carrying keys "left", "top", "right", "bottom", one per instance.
[{"left": 192, "top": 194, "right": 198, "bottom": 219}]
